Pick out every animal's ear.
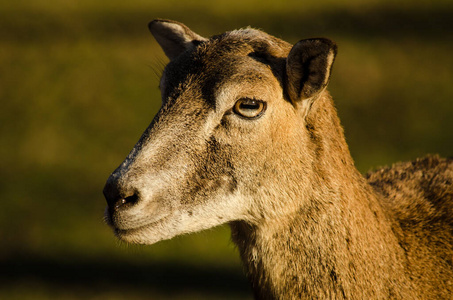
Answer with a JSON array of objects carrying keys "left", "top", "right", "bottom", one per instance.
[
  {"left": 148, "top": 19, "right": 207, "bottom": 60},
  {"left": 286, "top": 38, "right": 337, "bottom": 105}
]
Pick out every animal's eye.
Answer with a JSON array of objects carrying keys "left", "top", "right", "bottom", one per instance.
[{"left": 233, "top": 98, "right": 267, "bottom": 119}]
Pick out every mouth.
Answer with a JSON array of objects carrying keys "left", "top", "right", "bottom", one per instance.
[
  {"left": 104, "top": 206, "right": 174, "bottom": 244},
  {"left": 103, "top": 206, "right": 114, "bottom": 227},
  {"left": 115, "top": 218, "right": 174, "bottom": 245},
  {"left": 113, "top": 225, "right": 151, "bottom": 243}
]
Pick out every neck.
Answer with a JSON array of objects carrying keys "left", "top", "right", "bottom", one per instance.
[{"left": 230, "top": 94, "right": 414, "bottom": 299}]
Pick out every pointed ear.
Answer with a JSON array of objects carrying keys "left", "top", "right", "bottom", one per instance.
[
  {"left": 286, "top": 38, "right": 337, "bottom": 104},
  {"left": 148, "top": 19, "right": 207, "bottom": 60}
]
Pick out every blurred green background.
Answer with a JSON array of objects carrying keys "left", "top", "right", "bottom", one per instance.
[{"left": 1, "top": 0, "right": 452, "bottom": 299}]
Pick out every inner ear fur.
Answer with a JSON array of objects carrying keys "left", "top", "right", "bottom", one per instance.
[
  {"left": 148, "top": 19, "right": 207, "bottom": 60},
  {"left": 286, "top": 38, "right": 337, "bottom": 103}
]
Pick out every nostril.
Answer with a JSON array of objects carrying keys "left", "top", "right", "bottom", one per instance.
[
  {"left": 103, "top": 175, "right": 140, "bottom": 210},
  {"left": 115, "top": 193, "right": 139, "bottom": 209}
]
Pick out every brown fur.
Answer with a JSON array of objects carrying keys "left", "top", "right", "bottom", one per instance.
[{"left": 103, "top": 20, "right": 453, "bottom": 299}]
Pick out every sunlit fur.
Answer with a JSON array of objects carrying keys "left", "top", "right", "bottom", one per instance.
[{"left": 104, "top": 19, "right": 453, "bottom": 299}]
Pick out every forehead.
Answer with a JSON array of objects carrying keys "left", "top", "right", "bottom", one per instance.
[{"left": 161, "top": 29, "right": 291, "bottom": 106}]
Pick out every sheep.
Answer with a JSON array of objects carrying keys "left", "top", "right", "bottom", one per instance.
[{"left": 103, "top": 19, "right": 453, "bottom": 299}]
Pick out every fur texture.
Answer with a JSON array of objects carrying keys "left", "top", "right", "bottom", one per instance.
[{"left": 103, "top": 20, "right": 453, "bottom": 299}]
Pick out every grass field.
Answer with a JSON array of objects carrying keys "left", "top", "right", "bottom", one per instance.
[{"left": 1, "top": 0, "right": 452, "bottom": 299}]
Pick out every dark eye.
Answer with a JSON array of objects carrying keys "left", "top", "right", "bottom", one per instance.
[{"left": 233, "top": 98, "right": 267, "bottom": 119}]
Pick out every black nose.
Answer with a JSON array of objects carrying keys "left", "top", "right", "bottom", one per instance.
[{"left": 103, "top": 175, "right": 139, "bottom": 211}]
